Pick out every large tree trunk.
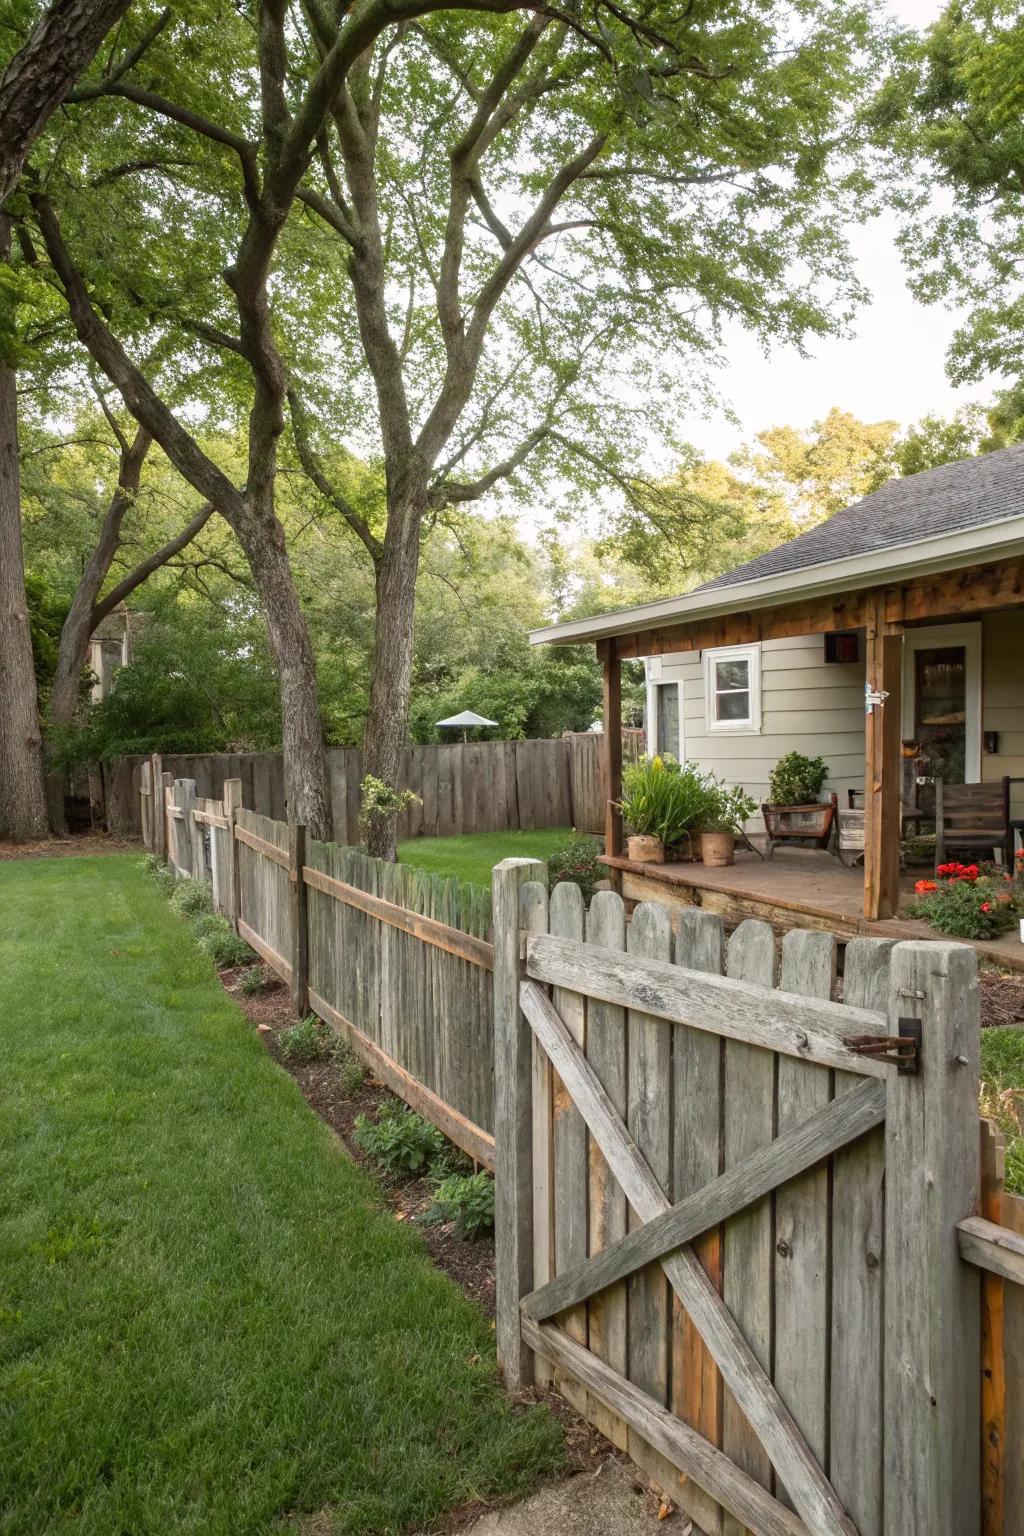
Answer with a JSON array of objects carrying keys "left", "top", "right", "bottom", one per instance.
[
  {"left": 234, "top": 514, "right": 332, "bottom": 840},
  {"left": 0, "top": 0, "right": 132, "bottom": 206},
  {"left": 45, "top": 426, "right": 152, "bottom": 832},
  {"left": 362, "top": 491, "right": 425, "bottom": 860},
  {"left": 0, "top": 356, "right": 48, "bottom": 841}
]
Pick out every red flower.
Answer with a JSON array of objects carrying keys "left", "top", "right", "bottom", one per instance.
[
  {"left": 914, "top": 879, "right": 938, "bottom": 893},
  {"left": 981, "top": 902, "right": 992, "bottom": 913}
]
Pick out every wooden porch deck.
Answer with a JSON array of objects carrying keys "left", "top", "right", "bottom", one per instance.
[{"left": 603, "top": 846, "right": 1024, "bottom": 973}]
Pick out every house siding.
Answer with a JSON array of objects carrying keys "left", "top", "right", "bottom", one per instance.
[
  {"left": 647, "top": 635, "right": 865, "bottom": 821},
  {"left": 647, "top": 612, "right": 1024, "bottom": 818},
  {"left": 982, "top": 610, "right": 1024, "bottom": 781}
]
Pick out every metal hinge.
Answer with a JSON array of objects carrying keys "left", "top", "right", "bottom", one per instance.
[{"left": 848, "top": 1018, "right": 922, "bottom": 1075}]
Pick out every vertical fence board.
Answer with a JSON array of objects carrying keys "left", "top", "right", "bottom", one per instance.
[
  {"left": 721, "top": 919, "right": 776, "bottom": 1532},
  {"left": 829, "top": 938, "right": 890, "bottom": 1536},
  {"left": 625, "top": 903, "right": 673, "bottom": 1434},
  {"left": 673, "top": 908, "right": 726, "bottom": 1513},
  {"left": 550, "top": 883, "right": 588, "bottom": 1352},
  {"left": 884, "top": 942, "right": 981, "bottom": 1536},
  {"left": 772, "top": 930, "right": 836, "bottom": 1510}
]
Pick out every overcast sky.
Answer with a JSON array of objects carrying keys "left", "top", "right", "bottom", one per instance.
[{"left": 678, "top": 0, "right": 997, "bottom": 460}]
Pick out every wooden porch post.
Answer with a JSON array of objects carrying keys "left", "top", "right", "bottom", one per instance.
[
  {"left": 864, "top": 605, "right": 902, "bottom": 920},
  {"left": 599, "top": 639, "right": 623, "bottom": 865}
]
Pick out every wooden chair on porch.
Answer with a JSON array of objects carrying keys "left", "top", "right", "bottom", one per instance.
[{"left": 934, "top": 778, "right": 1012, "bottom": 870}]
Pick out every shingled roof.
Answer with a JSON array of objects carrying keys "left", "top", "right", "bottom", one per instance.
[{"left": 698, "top": 441, "right": 1024, "bottom": 592}]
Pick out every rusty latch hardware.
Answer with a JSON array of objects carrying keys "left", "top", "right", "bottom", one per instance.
[{"left": 848, "top": 1018, "right": 922, "bottom": 1075}]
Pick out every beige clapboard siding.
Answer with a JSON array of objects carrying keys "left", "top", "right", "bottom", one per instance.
[
  {"left": 982, "top": 610, "right": 1024, "bottom": 781},
  {"left": 651, "top": 638, "right": 866, "bottom": 825}
]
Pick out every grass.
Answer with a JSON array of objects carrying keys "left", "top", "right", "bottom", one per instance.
[
  {"left": 0, "top": 855, "right": 562, "bottom": 1535},
  {"left": 981, "top": 1025, "right": 1024, "bottom": 1195},
  {"left": 396, "top": 827, "right": 573, "bottom": 887}
]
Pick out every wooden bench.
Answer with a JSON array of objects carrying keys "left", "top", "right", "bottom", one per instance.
[{"left": 935, "top": 778, "right": 1011, "bottom": 870}]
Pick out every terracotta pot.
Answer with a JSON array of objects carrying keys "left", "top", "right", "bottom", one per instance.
[
  {"left": 701, "top": 831, "right": 735, "bottom": 867},
  {"left": 627, "top": 834, "right": 665, "bottom": 864}
]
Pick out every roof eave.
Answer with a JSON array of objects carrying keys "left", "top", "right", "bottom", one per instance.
[{"left": 530, "top": 514, "right": 1024, "bottom": 648}]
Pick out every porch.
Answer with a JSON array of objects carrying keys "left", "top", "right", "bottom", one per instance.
[{"left": 604, "top": 842, "right": 1024, "bottom": 971}]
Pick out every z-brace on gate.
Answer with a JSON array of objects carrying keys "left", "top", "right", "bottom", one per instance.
[{"left": 492, "top": 858, "right": 982, "bottom": 1536}]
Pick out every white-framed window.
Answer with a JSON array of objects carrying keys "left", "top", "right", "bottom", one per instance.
[
  {"left": 654, "top": 682, "right": 681, "bottom": 758},
  {"left": 703, "top": 644, "right": 761, "bottom": 734}
]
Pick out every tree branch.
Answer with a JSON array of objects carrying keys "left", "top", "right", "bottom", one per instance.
[
  {"left": 287, "top": 387, "right": 383, "bottom": 564},
  {"left": 33, "top": 194, "right": 250, "bottom": 525},
  {"left": 92, "top": 500, "right": 218, "bottom": 624}
]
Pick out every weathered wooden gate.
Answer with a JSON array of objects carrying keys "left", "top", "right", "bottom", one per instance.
[{"left": 492, "top": 859, "right": 982, "bottom": 1536}]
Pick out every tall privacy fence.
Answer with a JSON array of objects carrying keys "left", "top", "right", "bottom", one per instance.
[
  {"left": 116, "top": 731, "right": 611, "bottom": 841},
  {"left": 147, "top": 767, "right": 1024, "bottom": 1536}
]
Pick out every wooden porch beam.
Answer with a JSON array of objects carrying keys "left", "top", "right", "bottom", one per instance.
[
  {"left": 612, "top": 554, "right": 1024, "bottom": 661},
  {"left": 599, "top": 639, "right": 623, "bottom": 862},
  {"left": 863, "top": 604, "right": 902, "bottom": 922}
]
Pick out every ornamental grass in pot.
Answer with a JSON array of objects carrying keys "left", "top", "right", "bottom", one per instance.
[{"left": 618, "top": 755, "right": 707, "bottom": 863}]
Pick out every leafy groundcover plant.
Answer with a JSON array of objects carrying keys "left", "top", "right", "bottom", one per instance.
[{"left": 907, "top": 862, "right": 1021, "bottom": 940}]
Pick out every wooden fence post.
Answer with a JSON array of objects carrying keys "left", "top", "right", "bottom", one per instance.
[
  {"left": 161, "top": 772, "right": 173, "bottom": 866},
  {"left": 223, "top": 779, "right": 242, "bottom": 930},
  {"left": 493, "top": 856, "right": 548, "bottom": 1391},
  {"left": 151, "top": 753, "right": 164, "bottom": 858},
  {"left": 884, "top": 940, "right": 981, "bottom": 1536},
  {"left": 289, "top": 821, "right": 309, "bottom": 1017},
  {"left": 175, "top": 779, "right": 196, "bottom": 877}
]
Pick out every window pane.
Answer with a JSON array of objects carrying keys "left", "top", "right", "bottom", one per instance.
[
  {"left": 716, "top": 690, "right": 750, "bottom": 722},
  {"left": 656, "top": 684, "right": 680, "bottom": 756},
  {"left": 715, "top": 659, "right": 749, "bottom": 692}
]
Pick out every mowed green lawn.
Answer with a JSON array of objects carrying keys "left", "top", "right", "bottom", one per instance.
[
  {"left": 0, "top": 856, "right": 561, "bottom": 1536},
  {"left": 396, "top": 828, "right": 572, "bottom": 887}
]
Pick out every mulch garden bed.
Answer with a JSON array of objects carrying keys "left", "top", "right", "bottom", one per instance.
[
  {"left": 0, "top": 832, "right": 139, "bottom": 861},
  {"left": 216, "top": 963, "right": 626, "bottom": 1502},
  {"left": 980, "top": 968, "right": 1024, "bottom": 1030}
]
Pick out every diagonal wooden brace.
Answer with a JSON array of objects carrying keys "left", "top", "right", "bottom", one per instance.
[
  {"left": 519, "top": 979, "right": 859, "bottom": 1536},
  {"left": 523, "top": 1076, "right": 885, "bottom": 1322}
]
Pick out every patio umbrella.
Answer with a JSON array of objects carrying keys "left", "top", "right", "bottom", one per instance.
[{"left": 436, "top": 709, "right": 498, "bottom": 744}]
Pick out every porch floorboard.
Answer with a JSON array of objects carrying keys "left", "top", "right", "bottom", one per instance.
[{"left": 602, "top": 847, "right": 1024, "bottom": 973}]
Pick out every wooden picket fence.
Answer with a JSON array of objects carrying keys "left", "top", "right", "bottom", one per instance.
[
  {"left": 492, "top": 859, "right": 1024, "bottom": 1536},
  {"left": 144, "top": 767, "right": 1024, "bottom": 1535},
  {"left": 151, "top": 770, "right": 496, "bottom": 1166}
]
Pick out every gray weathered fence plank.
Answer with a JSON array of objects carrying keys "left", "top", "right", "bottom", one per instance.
[
  {"left": 722, "top": 918, "right": 776, "bottom": 1532},
  {"left": 884, "top": 941, "right": 981, "bottom": 1536},
  {"left": 550, "top": 882, "right": 588, "bottom": 1350},
  {"left": 774, "top": 930, "right": 836, "bottom": 1506},
  {"left": 829, "top": 938, "right": 890, "bottom": 1536}
]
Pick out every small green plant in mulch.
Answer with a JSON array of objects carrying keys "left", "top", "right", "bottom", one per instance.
[
  {"left": 194, "top": 915, "right": 254, "bottom": 968},
  {"left": 354, "top": 1105, "right": 445, "bottom": 1175},
  {"left": 280, "top": 1016, "right": 333, "bottom": 1065},
  {"left": 169, "top": 877, "right": 213, "bottom": 918},
  {"left": 140, "top": 853, "right": 163, "bottom": 876},
  {"left": 337, "top": 1048, "right": 367, "bottom": 1095},
  {"left": 239, "top": 964, "right": 270, "bottom": 996},
  {"left": 548, "top": 836, "right": 603, "bottom": 904},
  {"left": 426, "top": 1171, "right": 495, "bottom": 1240}
]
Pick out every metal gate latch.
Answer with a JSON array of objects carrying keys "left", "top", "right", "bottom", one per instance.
[{"left": 848, "top": 1018, "right": 922, "bottom": 1075}]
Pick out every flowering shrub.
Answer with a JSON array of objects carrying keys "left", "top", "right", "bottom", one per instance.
[
  {"left": 907, "top": 864, "right": 1020, "bottom": 940},
  {"left": 548, "top": 837, "right": 603, "bottom": 903}
]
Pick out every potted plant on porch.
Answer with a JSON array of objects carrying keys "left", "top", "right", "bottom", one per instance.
[
  {"left": 697, "top": 780, "right": 758, "bottom": 867},
  {"left": 761, "top": 752, "right": 837, "bottom": 859},
  {"left": 618, "top": 755, "right": 706, "bottom": 863}
]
